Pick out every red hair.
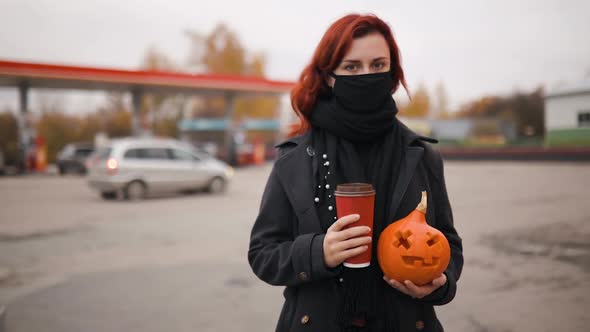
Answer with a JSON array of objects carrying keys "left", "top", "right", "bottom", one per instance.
[{"left": 289, "top": 14, "right": 408, "bottom": 137}]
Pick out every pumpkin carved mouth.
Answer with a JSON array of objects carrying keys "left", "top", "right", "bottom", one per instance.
[{"left": 401, "top": 255, "right": 441, "bottom": 267}]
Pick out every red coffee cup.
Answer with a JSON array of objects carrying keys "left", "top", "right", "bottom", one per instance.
[{"left": 334, "top": 183, "right": 375, "bottom": 268}]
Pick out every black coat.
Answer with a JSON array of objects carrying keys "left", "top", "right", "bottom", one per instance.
[{"left": 248, "top": 122, "right": 463, "bottom": 332}]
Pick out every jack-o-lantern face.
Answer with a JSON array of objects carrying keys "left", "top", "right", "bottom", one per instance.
[
  {"left": 378, "top": 192, "right": 451, "bottom": 286},
  {"left": 395, "top": 230, "right": 443, "bottom": 267}
]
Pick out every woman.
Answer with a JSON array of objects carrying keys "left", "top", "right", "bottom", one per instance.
[{"left": 248, "top": 14, "right": 463, "bottom": 332}]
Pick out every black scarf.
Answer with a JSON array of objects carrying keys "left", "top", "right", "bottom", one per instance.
[{"left": 310, "top": 96, "right": 407, "bottom": 332}]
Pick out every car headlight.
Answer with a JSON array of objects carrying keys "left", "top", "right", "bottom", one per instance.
[{"left": 225, "top": 166, "right": 234, "bottom": 178}]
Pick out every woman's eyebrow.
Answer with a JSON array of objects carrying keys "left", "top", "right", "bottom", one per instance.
[
  {"left": 341, "top": 57, "right": 388, "bottom": 63},
  {"left": 341, "top": 59, "right": 362, "bottom": 63}
]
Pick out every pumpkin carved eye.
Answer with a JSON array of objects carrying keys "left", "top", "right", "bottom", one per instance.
[
  {"left": 426, "top": 232, "right": 440, "bottom": 247},
  {"left": 393, "top": 230, "right": 412, "bottom": 249}
]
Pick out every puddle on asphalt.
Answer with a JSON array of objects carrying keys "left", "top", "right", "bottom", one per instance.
[
  {"left": 224, "top": 276, "right": 252, "bottom": 288},
  {"left": 483, "top": 219, "right": 590, "bottom": 272},
  {"left": 0, "top": 224, "right": 93, "bottom": 242}
]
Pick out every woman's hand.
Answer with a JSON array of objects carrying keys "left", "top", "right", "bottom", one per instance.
[
  {"left": 383, "top": 274, "right": 447, "bottom": 299},
  {"left": 323, "top": 214, "right": 372, "bottom": 268}
]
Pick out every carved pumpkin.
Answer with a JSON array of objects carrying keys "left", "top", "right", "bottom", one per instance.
[{"left": 377, "top": 191, "right": 450, "bottom": 286}]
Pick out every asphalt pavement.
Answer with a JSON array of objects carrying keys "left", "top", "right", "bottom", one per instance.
[{"left": 1, "top": 161, "right": 589, "bottom": 331}]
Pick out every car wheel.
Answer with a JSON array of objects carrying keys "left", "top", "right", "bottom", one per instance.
[
  {"left": 207, "top": 177, "right": 226, "bottom": 194},
  {"left": 124, "top": 181, "right": 147, "bottom": 201},
  {"left": 101, "top": 191, "right": 118, "bottom": 200}
]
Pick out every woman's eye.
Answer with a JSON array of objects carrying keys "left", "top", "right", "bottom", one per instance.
[
  {"left": 344, "top": 64, "right": 358, "bottom": 71},
  {"left": 373, "top": 62, "right": 385, "bottom": 69}
]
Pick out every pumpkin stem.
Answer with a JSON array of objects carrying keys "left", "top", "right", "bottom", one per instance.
[{"left": 416, "top": 191, "right": 427, "bottom": 214}]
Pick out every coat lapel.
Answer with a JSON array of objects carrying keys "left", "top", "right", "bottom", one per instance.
[
  {"left": 387, "top": 145, "right": 424, "bottom": 222},
  {"left": 275, "top": 133, "right": 324, "bottom": 234},
  {"left": 388, "top": 121, "right": 427, "bottom": 222}
]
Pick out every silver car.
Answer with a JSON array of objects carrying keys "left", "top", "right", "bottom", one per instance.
[{"left": 87, "top": 137, "right": 234, "bottom": 200}]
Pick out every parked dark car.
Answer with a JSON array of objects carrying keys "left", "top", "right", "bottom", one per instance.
[{"left": 57, "top": 143, "right": 94, "bottom": 175}]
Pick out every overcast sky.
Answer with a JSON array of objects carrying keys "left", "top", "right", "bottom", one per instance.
[{"left": 1, "top": 0, "right": 589, "bottom": 113}]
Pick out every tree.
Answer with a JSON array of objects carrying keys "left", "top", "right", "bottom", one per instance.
[
  {"left": 36, "top": 111, "right": 82, "bottom": 163},
  {"left": 434, "top": 82, "right": 449, "bottom": 119},
  {"left": 512, "top": 87, "right": 544, "bottom": 137},
  {"left": 141, "top": 46, "right": 177, "bottom": 72},
  {"left": 456, "top": 87, "right": 545, "bottom": 138},
  {"left": 186, "top": 24, "right": 279, "bottom": 120},
  {"left": 0, "top": 110, "right": 19, "bottom": 166},
  {"left": 188, "top": 23, "right": 247, "bottom": 75},
  {"left": 78, "top": 112, "right": 104, "bottom": 141},
  {"left": 400, "top": 83, "right": 431, "bottom": 118},
  {"left": 139, "top": 46, "right": 185, "bottom": 136},
  {"left": 153, "top": 113, "right": 180, "bottom": 138},
  {"left": 99, "top": 93, "right": 132, "bottom": 138}
]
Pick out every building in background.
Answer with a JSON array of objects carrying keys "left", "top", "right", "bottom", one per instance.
[{"left": 545, "top": 80, "right": 590, "bottom": 147}]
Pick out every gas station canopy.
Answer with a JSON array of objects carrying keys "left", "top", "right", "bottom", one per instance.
[
  {"left": 0, "top": 59, "right": 296, "bottom": 170},
  {"left": 0, "top": 59, "right": 294, "bottom": 94}
]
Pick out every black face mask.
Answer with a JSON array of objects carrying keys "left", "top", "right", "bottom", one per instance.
[{"left": 330, "top": 71, "right": 394, "bottom": 112}]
